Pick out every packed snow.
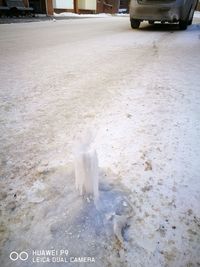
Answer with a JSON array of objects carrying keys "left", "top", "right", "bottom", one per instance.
[{"left": 0, "top": 12, "right": 200, "bottom": 267}]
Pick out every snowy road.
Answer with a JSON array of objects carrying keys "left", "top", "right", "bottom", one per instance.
[{"left": 0, "top": 14, "right": 200, "bottom": 267}]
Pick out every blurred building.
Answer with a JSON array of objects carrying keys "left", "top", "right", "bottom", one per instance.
[{"left": 0, "top": 0, "right": 130, "bottom": 16}]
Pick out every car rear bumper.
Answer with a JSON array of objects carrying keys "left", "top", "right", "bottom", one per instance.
[{"left": 130, "top": 1, "right": 182, "bottom": 22}]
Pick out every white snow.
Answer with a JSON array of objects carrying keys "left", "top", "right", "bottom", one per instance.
[
  {"left": 0, "top": 14, "right": 200, "bottom": 267},
  {"left": 53, "top": 12, "right": 111, "bottom": 18},
  {"left": 194, "top": 10, "right": 200, "bottom": 18}
]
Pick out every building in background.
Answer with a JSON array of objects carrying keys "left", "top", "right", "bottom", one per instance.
[
  {"left": 97, "top": 0, "right": 129, "bottom": 14},
  {"left": 52, "top": 0, "right": 97, "bottom": 14},
  {"left": 1, "top": 0, "right": 199, "bottom": 16},
  {"left": 0, "top": 0, "right": 130, "bottom": 16}
]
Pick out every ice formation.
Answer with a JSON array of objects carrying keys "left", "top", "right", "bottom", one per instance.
[{"left": 74, "top": 132, "right": 99, "bottom": 203}]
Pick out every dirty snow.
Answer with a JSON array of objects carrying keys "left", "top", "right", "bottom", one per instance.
[{"left": 0, "top": 12, "right": 200, "bottom": 267}]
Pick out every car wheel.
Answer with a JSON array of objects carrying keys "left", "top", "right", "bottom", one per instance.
[
  {"left": 188, "top": 9, "right": 194, "bottom": 25},
  {"left": 179, "top": 19, "right": 188, "bottom": 30},
  {"left": 130, "top": 19, "right": 140, "bottom": 29}
]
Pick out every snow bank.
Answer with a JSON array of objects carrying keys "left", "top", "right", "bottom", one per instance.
[
  {"left": 194, "top": 11, "right": 200, "bottom": 18},
  {"left": 53, "top": 12, "right": 111, "bottom": 18}
]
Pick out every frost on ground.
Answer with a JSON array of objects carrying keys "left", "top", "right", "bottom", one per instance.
[
  {"left": 0, "top": 13, "right": 200, "bottom": 267},
  {"left": 1, "top": 164, "right": 135, "bottom": 267}
]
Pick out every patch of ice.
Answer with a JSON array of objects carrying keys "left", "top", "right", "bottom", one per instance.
[
  {"left": 74, "top": 131, "right": 99, "bottom": 204},
  {"left": 26, "top": 180, "right": 46, "bottom": 203}
]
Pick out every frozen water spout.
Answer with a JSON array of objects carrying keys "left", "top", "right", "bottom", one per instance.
[{"left": 74, "top": 131, "right": 99, "bottom": 204}]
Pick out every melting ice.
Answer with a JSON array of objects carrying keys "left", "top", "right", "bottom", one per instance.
[{"left": 74, "top": 131, "right": 99, "bottom": 204}]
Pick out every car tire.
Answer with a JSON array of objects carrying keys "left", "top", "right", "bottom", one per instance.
[
  {"left": 188, "top": 9, "right": 195, "bottom": 25},
  {"left": 180, "top": 4, "right": 195, "bottom": 30},
  {"left": 179, "top": 19, "right": 188, "bottom": 30},
  {"left": 130, "top": 19, "right": 140, "bottom": 29}
]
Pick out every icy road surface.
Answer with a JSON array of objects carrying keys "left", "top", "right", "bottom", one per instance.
[{"left": 0, "top": 14, "right": 200, "bottom": 267}]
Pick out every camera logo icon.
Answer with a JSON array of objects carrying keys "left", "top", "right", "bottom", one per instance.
[{"left": 9, "top": 251, "right": 29, "bottom": 261}]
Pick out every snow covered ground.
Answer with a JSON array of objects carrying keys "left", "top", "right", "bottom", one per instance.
[
  {"left": 53, "top": 12, "right": 112, "bottom": 18},
  {"left": 0, "top": 12, "right": 200, "bottom": 267}
]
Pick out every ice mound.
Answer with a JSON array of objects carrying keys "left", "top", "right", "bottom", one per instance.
[
  {"left": 74, "top": 131, "right": 99, "bottom": 204},
  {"left": 2, "top": 164, "right": 134, "bottom": 267}
]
